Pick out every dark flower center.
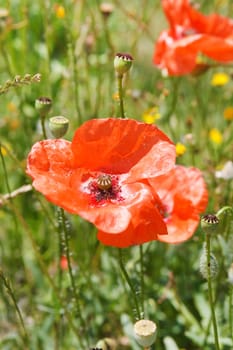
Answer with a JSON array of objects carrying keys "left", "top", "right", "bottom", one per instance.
[{"left": 88, "top": 174, "right": 124, "bottom": 206}]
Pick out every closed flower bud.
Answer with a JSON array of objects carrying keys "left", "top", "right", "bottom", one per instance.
[
  {"left": 199, "top": 245, "right": 218, "bottom": 280},
  {"left": 134, "top": 319, "right": 157, "bottom": 348},
  {"left": 95, "top": 338, "right": 117, "bottom": 350},
  {"left": 114, "top": 53, "right": 133, "bottom": 77},
  {"left": 100, "top": 3, "right": 114, "bottom": 19},
  {"left": 201, "top": 214, "right": 219, "bottom": 236},
  {"left": 35, "top": 97, "right": 52, "bottom": 117},
  {"left": 49, "top": 116, "right": 69, "bottom": 138}
]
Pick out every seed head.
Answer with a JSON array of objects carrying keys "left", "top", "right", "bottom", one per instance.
[
  {"left": 49, "top": 116, "right": 69, "bottom": 138},
  {"left": 201, "top": 214, "right": 219, "bottom": 236},
  {"left": 97, "top": 174, "right": 112, "bottom": 190},
  {"left": 114, "top": 53, "right": 133, "bottom": 77},
  {"left": 134, "top": 319, "right": 157, "bottom": 348},
  {"left": 35, "top": 97, "right": 52, "bottom": 117}
]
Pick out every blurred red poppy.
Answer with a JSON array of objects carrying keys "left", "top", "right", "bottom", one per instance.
[
  {"left": 27, "top": 118, "right": 176, "bottom": 248},
  {"left": 154, "top": 0, "right": 233, "bottom": 75},
  {"left": 60, "top": 255, "right": 68, "bottom": 270},
  {"left": 149, "top": 166, "right": 208, "bottom": 243}
]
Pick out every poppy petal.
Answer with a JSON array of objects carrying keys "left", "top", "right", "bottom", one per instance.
[
  {"left": 71, "top": 118, "right": 175, "bottom": 175},
  {"left": 149, "top": 166, "right": 208, "bottom": 243},
  {"left": 154, "top": 0, "right": 233, "bottom": 75},
  {"left": 97, "top": 185, "right": 168, "bottom": 247}
]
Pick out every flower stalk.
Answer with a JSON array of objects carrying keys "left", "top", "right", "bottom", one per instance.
[
  {"left": 118, "top": 248, "right": 141, "bottom": 320},
  {"left": 140, "top": 245, "right": 145, "bottom": 317},
  {"left": 117, "top": 74, "right": 125, "bottom": 118},
  {"left": 205, "top": 234, "right": 220, "bottom": 350},
  {"left": 59, "top": 207, "right": 88, "bottom": 346}
]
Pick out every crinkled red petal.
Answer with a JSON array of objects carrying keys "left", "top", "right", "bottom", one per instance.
[
  {"left": 71, "top": 118, "right": 175, "bottom": 176},
  {"left": 149, "top": 166, "right": 208, "bottom": 243},
  {"left": 154, "top": 0, "right": 233, "bottom": 75}
]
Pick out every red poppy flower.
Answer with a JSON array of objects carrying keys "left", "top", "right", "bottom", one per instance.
[
  {"left": 148, "top": 166, "right": 208, "bottom": 243},
  {"left": 153, "top": 0, "right": 233, "bottom": 75},
  {"left": 26, "top": 118, "right": 176, "bottom": 248}
]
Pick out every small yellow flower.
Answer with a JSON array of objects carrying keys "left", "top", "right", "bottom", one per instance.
[
  {"left": 0, "top": 142, "right": 12, "bottom": 156},
  {"left": 211, "top": 72, "right": 230, "bottom": 86},
  {"left": 112, "top": 92, "right": 119, "bottom": 101},
  {"left": 176, "top": 142, "right": 186, "bottom": 156},
  {"left": 223, "top": 106, "right": 233, "bottom": 121},
  {"left": 209, "top": 128, "right": 223, "bottom": 145},
  {"left": 142, "top": 106, "right": 161, "bottom": 124},
  {"left": 54, "top": 4, "right": 65, "bottom": 19},
  {"left": 7, "top": 102, "right": 17, "bottom": 113}
]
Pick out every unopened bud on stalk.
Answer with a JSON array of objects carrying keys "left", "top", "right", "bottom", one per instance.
[
  {"left": 35, "top": 97, "right": 52, "bottom": 117},
  {"left": 49, "top": 116, "right": 69, "bottom": 138},
  {"left": 201, "top": 214, "right": 219, "bottom": 236},
  {"left": 199, "top": 244, "right": 218, "bottom": 280},
  {"left": 114, "top": 53, "right": 133, "bottom": 77},
  {"left": 100, "top": 3, "right": 114, "bottom": 19},
  {"left": 134, "top": 319, "right": 157, "bottom": 348},
  {"left": 0, "top": 8, "right": 9, "bottom": 31}
]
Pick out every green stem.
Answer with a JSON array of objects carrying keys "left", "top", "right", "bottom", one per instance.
[
  {"left": 117, "top": 74, "right": 125, "bottom": 118},
  {"left": 40, "top": 115, "right": 47, "bottom": 139},
  {"left": 0, "top": 270, "right": 29, "bottom": 346},
  {"left": 59, "top": 208, "right": 88, "bottom": 346},
  {"left": 230, "top": 286, "right": 233, "bottom": 341},
  {"left": 206, "top": 235, "right": 220, "bottom": 350},
  {"left": 139, "top": 245, "right": 145, "bottom": 317},
  {"left": 118, "top": 249, "right": 141, "bottom": 320}
]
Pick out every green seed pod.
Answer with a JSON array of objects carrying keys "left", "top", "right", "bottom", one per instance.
[
  {"left": 114, "top": 53, "right": 133, "bottom": 77},
  {"left": 201, "top": 214, "right": 219, "bottom": 236},
  {"left": 199, "top": 245, "right": 218, "bottom": 280},
  {"left": 134, "top": 319, "right": 157, "bottom": 348},
  {"left": 35, "top": 97, "right": 52, "bottom": 117},
  {"left": 49, "top": 116, "right": 69, "bottom": 138}
]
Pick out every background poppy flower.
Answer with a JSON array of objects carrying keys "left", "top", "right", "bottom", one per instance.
[
  {"left": 27, "top": 118, "right": 176, "bottom": 248},
  {"left": 154, "top": 0, "right": 233, "bottom": 75},
  {"left": 149, "top": 166, "right": 208, "bottom": 243}
]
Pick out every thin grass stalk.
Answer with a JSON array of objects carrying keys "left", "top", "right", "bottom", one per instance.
[{"left": 0, "top": 270, "right": 29, "bottom": 346}]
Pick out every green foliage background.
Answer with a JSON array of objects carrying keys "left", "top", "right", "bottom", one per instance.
[{"left": 0, "top": 0, "right": 233, "bottom": 349}]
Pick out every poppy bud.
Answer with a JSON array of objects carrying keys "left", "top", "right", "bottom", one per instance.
[
  {"left": 134, "top": 319, "right": 157, "bottom": 348},
  {"left": 201, "top": 214, "right": 219, "bottom": 236},
  {"left": 199, "top": 244, "right": 218, "bottom": 280},
  {"left": 114, "top": 53, "right": 133, "bottom": 77},
  {"left": 228, "top": 263, "right": 233, "bottom": 285},
  {"left": 95, "top": 338, "right": 117, "bottom": 350},
  {"left": 0, "top": 8, "right": 9, "bottom": 31},
  {"left": 35, "top": 97, "right": 52, "bottom": 117},
  {"left": 100, "top": 3, "right": 114, "bottom": 19},
  {"left": 49, "top": 116, "right": 69, "bottom": 138}
]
